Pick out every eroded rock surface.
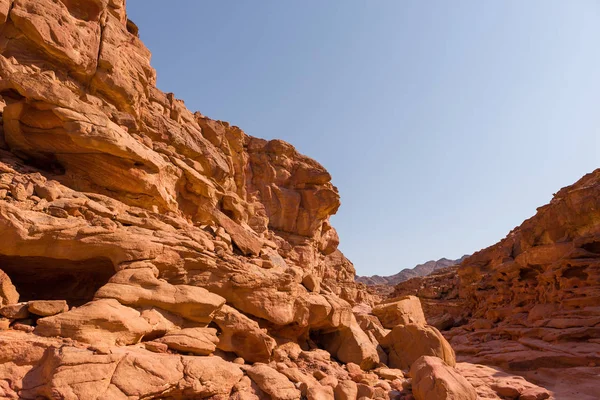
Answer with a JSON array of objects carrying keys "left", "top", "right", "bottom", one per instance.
[
  {"left": 392, "top": 170, "right": 600, "bottom": 399},
  {"left": 0, "top": 0, "right": 556, "bottom": 398}
]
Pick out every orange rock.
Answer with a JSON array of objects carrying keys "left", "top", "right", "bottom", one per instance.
[
  {"left": 0, "top": 269, "right": 18, "bottom": 307},
  {"left": 372, "top": 295, "right": 427, "bottom": 329},
  {"left": 28, "top": 300, "right": 68, "bottom": 316},
  {"left": 410, "top": 356, "right": 476, "bottom": 400},
  {"left": 94, "top": 268, "right": 226, "bottom": 323},
  {"left": 246, "top": 363, "right": 301, "bottom": 400},
  {"left": 35, "top": 299, "right": 152, "bottom": 346},
  {"left": 213, "top": 304, "right": 276, "bottom": 363},
  {"left": 154, "top": 327, "right": 218, "bottom": 356},
  {"left": 0, "top": 302, "right": 28, "bottom": 319},
  {"left": 314, "top": 317, "right": 380, "bottom": 370}
]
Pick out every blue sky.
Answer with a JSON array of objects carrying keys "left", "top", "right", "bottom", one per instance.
[{"left": 128, "top": 1, "right": 600, "bottom": 276}]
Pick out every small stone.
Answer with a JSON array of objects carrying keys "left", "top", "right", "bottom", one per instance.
[{"left": 233, "top": 357, "right": 245, "bottom": 365}]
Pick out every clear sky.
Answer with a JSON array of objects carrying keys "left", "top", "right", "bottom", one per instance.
[{"left": 128, "top": 1, "right": 600, "bottom": 276}]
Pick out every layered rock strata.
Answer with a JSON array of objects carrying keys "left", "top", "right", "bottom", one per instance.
[
  {"left": 0, "top": 0, "right": 552, "bottom": 398},
  {"left": 393, "top": 170, "right": 600, "bottom": 399}
]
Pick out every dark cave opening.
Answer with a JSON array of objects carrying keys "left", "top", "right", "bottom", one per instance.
[{"left": 0, "top": 255, "right": 115, "bottom": 307}]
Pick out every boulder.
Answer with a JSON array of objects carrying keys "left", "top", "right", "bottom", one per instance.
[
  {"left": 372, "top": 296, "right": 426, "bottom": 329},
  {"left": 381, "top": 323, "right": 455, "bottom": 370},
  {"left": 246, "top": 363, "right": 301, "bottom": 400},
  {"left": 0, "top": 270, "right": 18, "bottom": 307},
  {"left": 410, "top": 356, "right": 476, "bottom": 400},
  {"left": 0, "top": 302, "right": 29, "bottom": 319},
  {"left": 28, "top": 300, "right": 68, "bottom": 317},
  {"left": 95, "top": 268, "right": 226, "bottom": 323},
  {"left": 35, "top": 299, "right": 152, "bottom": 346}
]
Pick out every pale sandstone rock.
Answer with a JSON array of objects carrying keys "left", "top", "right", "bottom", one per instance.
[
  {"left": 246, "top": 363, "right": 301, "bottom": 400},
  {"left": 372, "top": 295, "right": 426, "bottom": 329},
  {"left": 35, "top": 298, "right": 152, "bottom": 346},
  {"left": 381, "top": 324, "right": 455, "bottom": 370},
  {"left": 410, "top": 356, "right": 476, "bottom": 400},
  {"left": 154, "top": 327, "right": 218, "bottom": 356},
  {"left": 28, "top": 300, "right": 68, "bottom": 316}
]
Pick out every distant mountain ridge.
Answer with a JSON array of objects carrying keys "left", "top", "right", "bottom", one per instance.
[{"left": 356, "top": 255, "right": 469, "bottom": 286}]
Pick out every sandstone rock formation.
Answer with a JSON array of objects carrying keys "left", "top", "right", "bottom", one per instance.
[
  {"left": 357, "top": 256, "right": 468, "bottom": 286},
  {"left": 410, "top": 356, "right": 476, "bottom": 400},
  {"left": 392, "top": 170, "right": 600, "bottom": 399},
  {"left": 0, "top": 0, "right": 555, "bottom": 399}
]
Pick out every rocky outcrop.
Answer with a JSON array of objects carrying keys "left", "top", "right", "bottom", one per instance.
[
  {"left": 381, "top": 324, "right": 456, "bottom": 370},
  {"left": 0, "top": 0, "right": 555, "bottom": 398},
  {"left": 392, "top": 170, "right": 600, "bottom": 399}
]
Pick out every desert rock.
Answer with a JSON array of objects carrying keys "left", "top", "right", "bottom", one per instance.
[
  {"left": 35, "top": 299, "right": 152, "bottom": 346},
  {"left": 410, "top": 356, "right": 476, "bottom": 400},
  {"left": 381, "top": 323, "right": 456, "bottom": 370}
]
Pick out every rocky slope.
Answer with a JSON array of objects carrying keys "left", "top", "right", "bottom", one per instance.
[
  {"left": 393, "top": 170, "right": 600, "bottom": 399},
  {"left": 0, "top": 1, "right": 552, "bottom": 399},
  {"left": 357, "top": 256, "right": 468, "bottom": 286}
]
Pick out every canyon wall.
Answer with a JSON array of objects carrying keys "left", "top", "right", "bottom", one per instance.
[{"left": 0, "top": 1, "right": 554, "bottom": 399}]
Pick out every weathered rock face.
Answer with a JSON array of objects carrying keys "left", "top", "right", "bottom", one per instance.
[
  {"left": 392, "top": 170, "right": 600, "bottom": 399},
  {"left": 0, "top": 1, "right": 555, "bottom": 399},
  {"left": 410, "top": 356, "right": 476, "bottom": 400}
]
